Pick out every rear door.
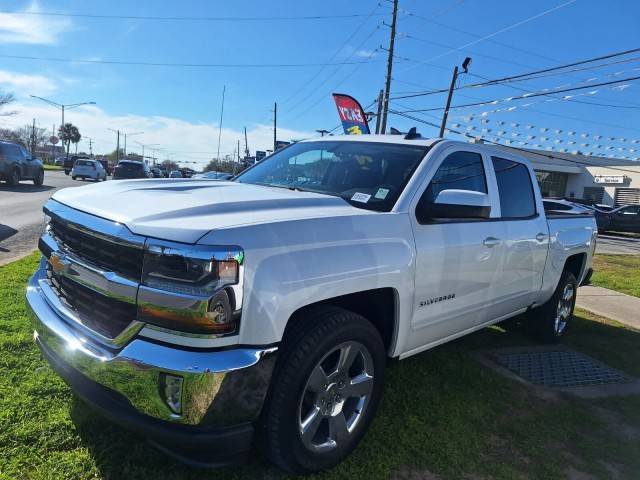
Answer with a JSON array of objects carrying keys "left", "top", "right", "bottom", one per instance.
[
  {"left": 407, "top": 145, "right": 504, "bottom": 350},
  {"left": 612, "top": 205, "right": 640, "bottom": 232},
  {"left": 485, "top": 156, "right": 548, "bottom": 319}
]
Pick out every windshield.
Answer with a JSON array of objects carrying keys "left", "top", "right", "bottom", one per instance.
[{"left": 235, "top": 141, "right": 429, "bottom": 211}]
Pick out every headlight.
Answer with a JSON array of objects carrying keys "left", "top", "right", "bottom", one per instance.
[{"left": 139, "top": 242, "right": 244, "bottom": 335}]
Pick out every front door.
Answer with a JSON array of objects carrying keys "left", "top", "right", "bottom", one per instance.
[
  {"left": 613, "top": 205, "right": 640, "bottom": 232},
  {"left": 407, "top": 147, "right": 504, "bottom": 351}
]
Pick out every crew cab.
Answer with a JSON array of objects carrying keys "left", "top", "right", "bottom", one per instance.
[{"left": 26, "top": 136, "right": 596, "bottom": 473}]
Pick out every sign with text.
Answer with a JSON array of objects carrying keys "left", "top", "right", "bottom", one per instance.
[
  {"left": 332, "top": 93, "right": 370, "bottom": 135},
  {"left": 594, "top": 175, "right": 626, "bottom": 184}
]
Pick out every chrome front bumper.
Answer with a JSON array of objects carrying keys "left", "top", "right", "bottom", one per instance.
[{"left": 27, "top": 261, "right": 277, "bottom": 427}]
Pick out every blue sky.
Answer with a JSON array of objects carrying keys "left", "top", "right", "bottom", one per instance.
[{"left": 0, "top": 0, "right": 638, "bottom": 167}]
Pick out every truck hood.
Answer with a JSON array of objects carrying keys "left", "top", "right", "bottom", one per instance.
[{"left": 52, "top": 179, "right": 372, "bottom": 243}]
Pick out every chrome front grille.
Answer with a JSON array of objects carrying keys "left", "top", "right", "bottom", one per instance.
[
  {"left": 45, "top": 265, "right": 137, "bottom": 339},
  {"left": 49, "top": 218, "right": 143, "bottom": 281},
  {"left": 38, "top": 200, "right": 146, "bottom": 346}
]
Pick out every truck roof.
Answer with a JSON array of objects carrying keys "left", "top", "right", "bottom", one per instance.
[{"left": 300, "top": 134, "right": 441, "bottom": 148}]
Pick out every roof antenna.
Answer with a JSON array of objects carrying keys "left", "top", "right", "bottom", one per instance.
[
  {"left": 404, "top": 127, "right": 422, "bottom": 140},
  {"left": 389, "top": 127, "right": 402, "bottom": 135}
]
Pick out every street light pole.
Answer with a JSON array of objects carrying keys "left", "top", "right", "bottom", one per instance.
[
  {"left": 439, "top": 57, "right": 472, "bottom": 138},
  {"left": 29, "top": 95, "right": 95, "bottom": 159}
]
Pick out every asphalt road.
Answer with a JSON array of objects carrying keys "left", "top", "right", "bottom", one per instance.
[
  {"left": 0, "top": 170, "right": 97, "bottom": 266},
  {"left": 1, "top": 172, "right": 639, "bottom": 266}
]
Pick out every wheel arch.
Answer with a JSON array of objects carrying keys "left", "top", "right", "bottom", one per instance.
[
  {"left": 282, "top": 288, "right": 399, "bottom": 356},
  {"left": 563, "top": 253, "right": 586, "bottom": 282}
]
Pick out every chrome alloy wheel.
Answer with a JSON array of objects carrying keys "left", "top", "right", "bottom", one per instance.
[
  {"left": 554, "top": 283, "right": 575, "bottom": 335},
  {"left": 297, "top": 341, "right": 374, "bottom": 453}
]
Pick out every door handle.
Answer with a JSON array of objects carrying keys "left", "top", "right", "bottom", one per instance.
[
  {"left": 483, "top": 237, "right": 501, "bottom": 248},
  {"left": 535, "top": 232, "right": 548, "bottom": 242}
]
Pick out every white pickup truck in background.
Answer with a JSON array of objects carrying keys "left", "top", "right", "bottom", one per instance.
[{"left": 27, "top": 135, "right": 596, "bottom": 473}]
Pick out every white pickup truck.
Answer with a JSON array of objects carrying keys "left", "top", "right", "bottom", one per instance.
[{"left": 27, "top": 135, "right": 596, "bottom": 473}]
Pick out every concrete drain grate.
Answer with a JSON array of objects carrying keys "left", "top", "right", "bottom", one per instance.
[{"left": 496, "top": 350, "right": 629, "bottom": 387}]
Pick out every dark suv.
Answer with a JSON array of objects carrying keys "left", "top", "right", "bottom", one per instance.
[
  {"left": 0, "top": 140, "right": 44, "bottom": 186},
  {"left": 113, "top": 160, "right": 152, "bottom": 180}
]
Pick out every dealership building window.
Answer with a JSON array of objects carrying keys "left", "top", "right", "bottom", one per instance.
[{"left": 535, "top": 170, "right": 568, "bottom": 198}]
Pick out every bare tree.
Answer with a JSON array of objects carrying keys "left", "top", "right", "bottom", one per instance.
[{"left": 0, "top": 93, "right": 16, "bottom": 116}]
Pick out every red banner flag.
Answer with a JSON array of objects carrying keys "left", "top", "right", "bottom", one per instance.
[{"left": 332, "top": 93, "right": 370, "bottom": 135}]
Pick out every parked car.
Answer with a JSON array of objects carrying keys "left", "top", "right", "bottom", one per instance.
[
  {"left": 168, "top": 170, "right": 183, "bottom": 178},
  {"left": 113, "top": 160, "right": 152, "bottom": 180},
  {"left": 150, "top": 167, "right": 163, "bottom": 178},
  {"left": 71, "top": 159, "right": 107, "bottom": 182},
  {"left": 0, "top": 140, "right": 44, "bottom": 186},
  {"left": 63, "top": 155, "right": 89, "bottom": 175},
  {"left": 192, "top": 171, "right": 234, "bottom": 180},
  {"left": 565, "top": 197, "right": 615, "bottom": 212},
  {"left": 54, "top": 157, "right": 65, "bottom": 166},
  {"left": 27, "top": 137, "right": 596, "bottom": 473},
  {"left": 98, "top": 159, "right": 114, "bottom": 176},
  {"left": 607, "top": 204, "right": 640, "bottom": 233},
  {"left": 543, "top": 199, "right": 611, "bottom": 233}
]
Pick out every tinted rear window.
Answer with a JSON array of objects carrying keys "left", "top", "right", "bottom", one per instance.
[
  {"left": 117, "top": 162, "right": 143, "bottom": 172},
  {"left": 492, "top": 157, "right": 536, "bottom": 218},
  {"left": 75, "top": 160, "right": 93, "bottom": 166}
]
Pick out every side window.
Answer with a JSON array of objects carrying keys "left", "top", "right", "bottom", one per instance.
[
  {"left": 492, "top": 157, "right": 536, "bottom": 218},
  {"left": 421, "top": 151, "right": 487, "bottom": 204}
]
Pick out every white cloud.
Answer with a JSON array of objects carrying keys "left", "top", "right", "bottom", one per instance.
[
  {"left": 0, "top": 101, "right": 316, "bottom": 168},
  {"left": 0, "top": 70, "right": 57, "bottom": 95},
  {"left": 0, "top": 1, "right": 73, "bottom": 45},
  {"left": 354, "top": 49, "right": 377, "bottom": 59}
]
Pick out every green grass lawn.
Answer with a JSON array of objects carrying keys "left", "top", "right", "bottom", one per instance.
[
  {"left": 592, "top": 254, "right": 640, "bottom": 298},
  {"left": 1, "top": 254, "right": 639, "bottom": 479},
  {"left": 43, "top": 164, "right": 62, "bottom": 171}
]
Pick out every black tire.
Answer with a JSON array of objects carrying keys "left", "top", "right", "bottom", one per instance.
[
  {"left": 263, "top": 306, "right": 386, "bottom": 474},
  {"left": 64, "top": 170, "right": 70, "bottom": 175},
  {"left": 33, "top": 169, "right": 44, "bottom": 186},
  {"left": 527, "top": 271, "right": 577, "bottom": 343},
  {"left": 6, "top": 168, "right": 20, "bottom": 186},
  {"left": 72, "top": 175, "right": 77, "bottom": 180}
]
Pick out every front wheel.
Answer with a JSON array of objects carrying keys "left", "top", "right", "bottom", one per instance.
[
  {"left": 71, "top": 175, "right": 77, "bottom": 180},
  {"left": 263, "top": 306, "right": 385, "bottom": 474},
  {"left": 33, "top": 169, "right": 44, "bottom": 186},
  {"left": 528, "top": 271, "right": 577, "bottom": 343}
]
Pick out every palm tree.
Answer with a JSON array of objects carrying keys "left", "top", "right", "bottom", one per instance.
[{"left": 58, "top": 123, "right": 81, "bottom": 156}]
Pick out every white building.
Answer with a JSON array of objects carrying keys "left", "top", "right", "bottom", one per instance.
[{"left": 502, "top": 148, "right": 640, "bottom": 207}]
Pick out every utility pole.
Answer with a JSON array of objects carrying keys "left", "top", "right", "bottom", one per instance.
[
  {"left": 116, "top": 130, "right": 120, "bottom": 162},
  {"left": 31, "top": 118, "right": 36, "bottom": 155},
  {"left": 316, "top": 129, "right": 330, "bottom": 137},
  {"left": 88, "top": 138, "right": 93, "bottom": 157},
  {"left": 216, "top": 85, "right": 226, "bottom": 169},
  {"left": 273, "top": 102, "right": 277, "bottom": 152},
  {"left": 374, "top": 89, "right": 384, "bottom": 134},
  {"left": 244, "top": 126, "right": 249, "bottom": 159},
  {"left": 439, "top": 57, "right": 472, "bottom": 138},
  {"left": 237, "top": 138, "right": 241, "bottom": 174},
  {"left": 379, "top": 0, "right": 398, "bottom": 135}
]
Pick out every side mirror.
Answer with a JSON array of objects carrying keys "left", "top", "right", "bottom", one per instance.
[{"left": 417, "top": 189, "right": 491, "bottom": 222}]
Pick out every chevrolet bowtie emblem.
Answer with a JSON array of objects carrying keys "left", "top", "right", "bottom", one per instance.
[{"left": 48, "top": 252, "right": 69, "bottom": 275}]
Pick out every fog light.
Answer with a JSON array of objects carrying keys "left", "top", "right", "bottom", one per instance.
[{"left": 159, "top": 373, "right": 183, "bottom": 415}]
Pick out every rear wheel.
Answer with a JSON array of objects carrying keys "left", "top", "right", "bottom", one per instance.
[
  {"left": 528, "top": 271, "right": 577, "bottom": 343},
  {"left": 6, "top": 168, "right": 20, "bottom": 186},
  {"left": 72, "top": 175, "right": 77, "bottom": 180},
  {"left": 263, "top": 306, "right": 385, "bottom": 474}
]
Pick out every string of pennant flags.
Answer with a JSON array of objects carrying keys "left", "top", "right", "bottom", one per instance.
[
  {"left": 451, "top": 80, "right": 636, "bottom": 117},
  {"left": 452, "top": 117, "right": 640, "bottom": 160}
]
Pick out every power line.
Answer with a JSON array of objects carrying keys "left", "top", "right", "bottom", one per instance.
[
  {"left": 391, "top": 47, "right": 640, "bottom": 99},
  {"left": 0, "top": 53, "right": 386, "bottom": 68},
  {"left": 280, "top": 3, "right": 381, "bottom": 107},
  {"left": 394, "top": 75, "right": 640, "bottom": 112},
  {"left": 397, "top": 0, "right": 577, "bottom": 74},
  {"left": 0, "top": 10, "right": 387, "bottom": 21}
]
